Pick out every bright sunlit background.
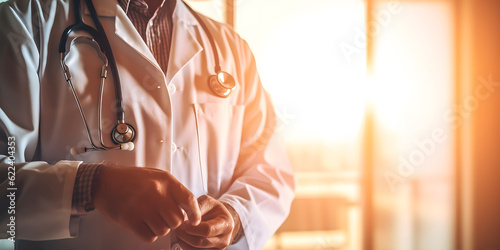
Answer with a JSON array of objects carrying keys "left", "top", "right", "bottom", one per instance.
[
  {"left": 188, "top": 0, "right": 457, "bottom": 249},
  {"left": 235, "top": 1, "right": 366, "bottom": 249}
]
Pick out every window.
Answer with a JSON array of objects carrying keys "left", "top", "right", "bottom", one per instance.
[
  {"left": 0, "top": 0, "right": 456, "bottom": 249},
  {"left": 372, "top": 2, "right": 454, "bottom": 249},
  {"left": 210, "top": 0, "right": 453, "bottom": 249},
  {"left": 235, "top": 0, "right": 366, "bottom": 249}
]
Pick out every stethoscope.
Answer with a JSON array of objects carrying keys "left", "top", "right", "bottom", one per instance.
[{"left": 59, "top": 0, "right": 236, "bottom": 155}]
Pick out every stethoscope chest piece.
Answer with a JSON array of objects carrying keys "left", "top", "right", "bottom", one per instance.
[
  {"left": 112, "top": 123, "right": 136, "bottom": 144},
  {"left": 209, "top": 71, "right": 236, "bottom": 98}
]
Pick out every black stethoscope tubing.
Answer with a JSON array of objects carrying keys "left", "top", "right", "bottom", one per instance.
[
  {"left": 59, "top": 0, "right": 125, "bottom": 122},
  {"left": 60, "top": 0, "right": 236, "bottom": 154},
  {"left": 182, "top": 2, "right": 221, "bottom": 73}
]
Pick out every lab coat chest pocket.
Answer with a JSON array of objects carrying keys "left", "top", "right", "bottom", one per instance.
[{"left": 194, "top": 103, "right": 245, "bottom": 196}]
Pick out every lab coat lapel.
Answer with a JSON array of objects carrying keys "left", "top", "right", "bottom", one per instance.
[
  {"left": 114, "top": 8, "right": 164, "bottom": 73},
  {"left": 88, "top": 0, "right": 202, "bottom": 82},
  {"left": 83, "top": 0, "right": 164, "bottom": 73},
  {"left": 166, "top": 0, "right": 203, "bottom": 84}
]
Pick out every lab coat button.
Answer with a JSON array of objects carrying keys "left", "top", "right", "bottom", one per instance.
[
  {"left": 168, "top": 84, "right": 176, "bottom": 94},
  {"left": 171, "top": 142, "right": 177, "bottom": 153},
  {"left": 171, "top": 242, "right": 182, "bottom": 250}
]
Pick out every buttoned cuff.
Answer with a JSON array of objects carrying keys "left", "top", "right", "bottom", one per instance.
[{"left": 71, "top": 163, "right": 102, "bottom": 214}]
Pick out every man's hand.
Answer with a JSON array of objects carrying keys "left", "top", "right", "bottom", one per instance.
[
  {"left": 175, "top": 195, "right": 241, "bottom": 249},
  {"left": 93, "top": 165, "right": 201, "bottom": 243}
]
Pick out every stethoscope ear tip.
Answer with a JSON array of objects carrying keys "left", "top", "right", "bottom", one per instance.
[{"left": 70, "top": 147, "right": 86, "bottom": 155}]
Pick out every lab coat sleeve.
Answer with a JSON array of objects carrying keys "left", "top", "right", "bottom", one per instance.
[
  {"left": 0, "top": 0, "right": 81, "bottom": 240},
  {"left": 218, "top": 38, "right": 296, "bottom": 250}
]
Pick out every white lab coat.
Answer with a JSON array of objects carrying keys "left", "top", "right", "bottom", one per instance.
[{"left": 0, "top": 0, "right": 295, "bottom": 249}]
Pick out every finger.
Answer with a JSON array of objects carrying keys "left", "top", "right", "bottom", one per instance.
[
  {"left": 171, "top": 183, "right": 201, "bottom": 226},
  {"left": 159, "top": 199, "right": 184, "bottom": 229},
  {"left": 197, "top": 195, "right": 217, "bottom": 215},
  {"left": 176, "top": 237, "right": 224, "bottom": 250},
  {"left": 144, "top": 212, "right": 171, "bottom": 237},
  {"left": 181, "top": 217, "right": 231, "bottom": 237},
  {"left": 176, "top": 238, "right": 193, "bottom": 250},
  {"left": 127, "top": 219, "right": 158, "bottom": 243},
  {"left": 176, "top": 229, "right": 230, "bottom": 249}
]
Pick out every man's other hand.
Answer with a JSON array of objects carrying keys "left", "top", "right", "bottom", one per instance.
[{"left": 175, "top": 195, "right": 241, "bottom": 249}]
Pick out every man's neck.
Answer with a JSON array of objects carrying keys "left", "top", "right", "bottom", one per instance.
[{"left": 144, "top": 0, "right": 163, "bottom": 16}]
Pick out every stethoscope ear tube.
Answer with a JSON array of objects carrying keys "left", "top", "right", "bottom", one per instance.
[
  {"left": 60, "top": 0, "right": 136, "bottom": 154},
  {"left": 61, "top": 37, "right": 135, "bottom": 154},
  {"left": 63, "top": 0, "right": 239, "bottom": 155},
  {"left": 83, "top": 0, "right": 125, "bottom": 122},
  {"left": 182, "top": 1, "right": 237, "bottom": 98}
]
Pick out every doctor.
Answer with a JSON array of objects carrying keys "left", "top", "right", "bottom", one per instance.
[{"left": 0, "top": 0, "right": 295, "bottom": 249}]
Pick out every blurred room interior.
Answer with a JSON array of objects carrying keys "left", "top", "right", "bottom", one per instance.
[{"left": 184, "top": 0, "right": 500, "bottom": 249}]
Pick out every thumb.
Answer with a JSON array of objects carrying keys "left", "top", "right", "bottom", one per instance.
[{"left": 172, "top": 185, "right": 201, "bottom": 226}]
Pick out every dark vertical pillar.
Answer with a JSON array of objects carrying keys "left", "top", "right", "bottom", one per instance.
[
  {"left": 471, "top": 1, "right": 500, "bottom": 249},
  {"left": 363, "top": 0, "right": 374, "bottom": 249}
]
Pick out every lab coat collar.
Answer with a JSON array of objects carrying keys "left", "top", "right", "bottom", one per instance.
[
  {"left": 80, "top": 0, "right": 161, "bottom": 72},
  {"left": 84, "top": 0, "right": 202, "bottom": 84},
  {"left": 166, "top": 0, "right": 203, "bottom": 83},
  {"left": 173, "top": 0, "right": 199, "bottom": 25},
  {"left": 81, "top": 0, "right": 199, "bottom": 25}
]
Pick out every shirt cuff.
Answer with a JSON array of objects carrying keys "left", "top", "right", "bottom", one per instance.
[{"left": 72, "top": 163, "right": 102, "bottom": 214}]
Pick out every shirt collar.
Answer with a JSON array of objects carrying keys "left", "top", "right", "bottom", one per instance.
[
  {"left": 118, "top": 0, "right": 130, "bottom": 13},
  {"left": 118, "top": 0, "right": 176, "bottom": 14}
]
